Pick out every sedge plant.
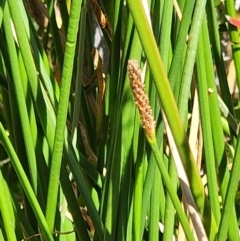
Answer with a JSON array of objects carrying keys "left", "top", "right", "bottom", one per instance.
[{"left": 0, "top": 0, "right": 240, "bottom": 240}]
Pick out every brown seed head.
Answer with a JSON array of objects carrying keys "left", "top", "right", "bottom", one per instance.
[{"left": 127, "top": 60, "right": 156, "bottom": 138}]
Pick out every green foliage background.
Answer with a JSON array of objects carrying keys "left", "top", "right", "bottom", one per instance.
[{"left": 0, "top": 0, "right": 240, "bottom": 240}]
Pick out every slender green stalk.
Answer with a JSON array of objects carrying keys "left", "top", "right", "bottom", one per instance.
[
  {"left": 151, "top": 0, "right": 162, "bottom": 42},
  {"left": 71, "top": 4, "right": 87, "bottom": 144},
  {"left": 225, "top": 0, "right": 240, "bottom": 92},
  {"left": 60, "top": 164, "right": 90, "bottom": 241},
  {"left": 10, "top": 192, "right": 38, "bottom": 240},
  {"left": 126, "top": 0, "right": 217, "bottom": 238},
  {"left": 148, "top": 136, "right": 195, "bottom": 241},
  {"left": 196, "top": 25, "right": 220, "bottom": 224},
  {"left": 159, "top": 0, "right": 173, "bottom": 67},
  {"left": 0, "top": 0, "right": 5, "bottom": 26},
  {"left": 17, "top": 0, "right": 59, "bottom": 107},
  {"left": 133, "top": 131, "right": 145, "bottom": 241},
  {"left": 101, "top": 23, "right": 142, "bottom": 241},
  {"left": 148, "top": 168, "right": 160, "bottom": 241},
  {"left": 102, "top": 84, "right": 137, "bottom": 241},
  {"left": 18, "top": 53, "right": 46, "bottom": 210},
  {"left": 115, "top": 139, "right": 134, "bottom": 241},
  {"left": 63, "top": 143, "right": 104, "bottom": 240},
  {"left": 7, "top": 0, "right": 56, "bottom": 150},
  {"left": 0, "top": 170, "right": 17, "bottom": 241},
  {"left": 178, "top": 0, "right": 207, "bottom": 125},
  {"left": 201, "top": 15, "right": 240, "bottom": 240},
  {"left": 46, "top": 0, "right": 64, "bottom": 70},
  {"left": 7, "top": 0, "right": 40, "bottom": 100},
  {"left": 45, "top": 0, "right": 82, "bottom": 232},
  {"left": 206, "top": 0, "right": 234, "bottom": 115},
  {"left": 168, "top": 0, "right": 196, "bottom": 90},
  {"left": 158, "top": 2, "right": 178, "bottom": 240},
  {"left": 163, "top": 158, "right": 178, "bottom": 241},
  {"left": 0, "top": 123, "right": 54, "bottom": 241},
  {"left": 218, "top": 135, "right": 240, "bottom": 241},
  {"left": 58, "top": 0, "right": 69, "bottom": 33},
  {"left": 140, "top": 139, "right": 164, "bottom": 238},
  {"left": 3, "top": 3, "right": 37, "bottom": 193}
]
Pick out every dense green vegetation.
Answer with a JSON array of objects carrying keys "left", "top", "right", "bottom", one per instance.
[{"left": 0, "top": 0, "right": 240, "bottom": 240}]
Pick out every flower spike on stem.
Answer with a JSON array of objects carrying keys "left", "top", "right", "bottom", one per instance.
[
  {"left": 127, "top": 60, "right": 196, "bottom": 241},
  {"left": 127, "top": 60, "right": 156, "bottom": 139}
]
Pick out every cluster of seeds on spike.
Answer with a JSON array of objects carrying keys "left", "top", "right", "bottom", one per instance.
[{"left": 127, "top": 60, "right": 156, "bottom": 138}]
